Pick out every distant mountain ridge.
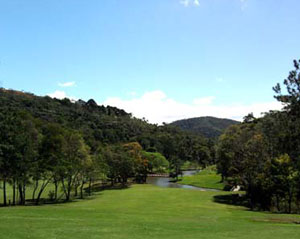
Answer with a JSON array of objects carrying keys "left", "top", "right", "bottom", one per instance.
[{"left": 170, "top": 116, "right": 240, "bottom": 138}]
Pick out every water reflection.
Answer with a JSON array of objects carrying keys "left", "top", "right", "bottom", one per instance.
[{"left": 146, "top": 170, "right": 220, "bottom": 192}]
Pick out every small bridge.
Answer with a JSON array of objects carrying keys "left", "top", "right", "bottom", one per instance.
[{"left": 147, "top": 173, "right": 169, "bottom": 178}]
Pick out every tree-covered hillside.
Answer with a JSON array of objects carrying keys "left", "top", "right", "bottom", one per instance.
[
  {"left": 0, "top": 88, "right": 213, "bottom": 206},
  {"left": 0, "top": 88, "right": 149, "bottom": 151},
  {"left": 0, "top": 89, "right": 211, "bottom": 155},
  {"left": 170, "top": 116, "right": 240, "bottom": 138}
]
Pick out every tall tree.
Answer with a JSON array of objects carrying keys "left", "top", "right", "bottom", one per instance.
[{"left": 60, "top": 130, "right": 90, "bottom": 201}]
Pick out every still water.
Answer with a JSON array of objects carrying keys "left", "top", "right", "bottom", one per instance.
[{"left": 146, "top": 170, "right": 220, "bottom": 192}]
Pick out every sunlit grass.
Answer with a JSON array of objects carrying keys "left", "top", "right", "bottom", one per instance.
[
  {"left": 178, "top": 166, "right": 225, "bottom": 190},
  {"left": 0, "top": 184, "right": 300, "bottom": 239}
]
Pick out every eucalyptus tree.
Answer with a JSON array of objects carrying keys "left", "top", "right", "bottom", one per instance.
[
  {"left": 34, "top": 123, "right": 66, "bottom": 204},
  {"left": 273, "top": 59, "right": 300, "bottom": 206},
  {"left": 60, "top": 130, "right": 90, "bottom": 201},
  {"left": 14, "top": 112, "right": 40, "bottom": 205},
  {"left": 0, "top": 110, "right": 14, "bottom": 206}
]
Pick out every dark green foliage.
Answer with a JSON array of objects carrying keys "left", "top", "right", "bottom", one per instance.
[
  {"left": 171, "top": 116, "right": 240, "bottom": 138},
  {"left": 0, "top": 88, "right": 212, "bottom": 206},
  {"left": 142, "top": 151, "right": 169, "bottom": 173},
  {"left": 273, "top": 59, "right": 300, "bottom": 115},
  {"left": 0, "top": 88, "right": 139, "bottom": 150},
  {"left": 216, "top": 59, "right": 300, "bottom": 213}
]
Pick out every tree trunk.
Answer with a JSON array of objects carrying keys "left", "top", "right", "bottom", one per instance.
[
  {"left": 61, "top": 178, "right": 68, "bottom": 201},
  {"left": 16, "top": 180, "right": 19, "bottom": 205},
  {"left": 54, "top": 179, "right": 58, "bottom": 201},
  {"left": 12, "top": 179, "right": 16, "bottom": 206},
  {"left": 288, "top": 191, "right": 292, "bottom": 214},
  {"left": 23, "top": 183, "right": 26, "bottom": 204},
  {"left": 18, "top": 183, "right": 24, "bottom": 205},
  {"left": 74, "top": 185, "right": 78, "bottom": 197},
  {"left": 36, "top": 179, "right": 50, "bottom": 205},
  {"left": 62, "top": 176, "right": 72, "bottom": 201},
  {"left": 88, "top": 178, "right": 92, "bottom": 196},
  {"left": 32, "top": 179, "right": 39, "bottom": 201},
  {"left": 67, "top": 176, "right": 72, "bottom": 201},
  {"left": 80, "top": 180, "right": 84, "bottom": 199},
  {"left": 3, "top": 179, "right": 7, "bottom": 206},
  {"left": 276, "top": 195, "right": 281, "bottom": 212}
]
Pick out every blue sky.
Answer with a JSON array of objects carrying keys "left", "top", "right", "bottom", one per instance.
[{"left": 1, "top": 0, "right": 299, "bottom": 123}]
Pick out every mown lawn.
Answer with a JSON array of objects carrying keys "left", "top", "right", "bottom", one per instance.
[
  {"left": 179, "top": 167, "right": 225, "bottom": 190},
  {"left": 0, "top": 184, "right": 300, "bottom": 239}
]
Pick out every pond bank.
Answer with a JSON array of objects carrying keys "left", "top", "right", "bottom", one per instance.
[
  {"left": 177, "top": 168, "right": 225, "bottom": 190},
  {"left": 146, "top": 170, "right": 221, "bottom": 192}
]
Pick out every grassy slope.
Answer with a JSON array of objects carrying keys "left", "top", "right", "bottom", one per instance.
[
  {"left": 0, "top": 185, "right": 300, "bottom": 239},
  {"left": 179, "top": 167, "right": 225, "bottom": 190}
]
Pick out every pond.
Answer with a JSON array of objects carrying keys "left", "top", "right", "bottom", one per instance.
[{"left": 146, "top": 170, "right": 220, "bottom": 192}]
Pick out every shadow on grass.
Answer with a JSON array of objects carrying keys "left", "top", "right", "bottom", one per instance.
[
  {"left": 169, "top": 179, "right": 182, "bottom": 183},
  {"left": 213, "top": 193, "right": 250, "bottom": 208},
  {"left": 1, "top": 183, "right": 131, "bottom": 207},
  {"left": 89, "top": 183, "right": 130, "bottom": 192},
  {"left": 213, "top": 194, "right": 300, "bottom": 222}
]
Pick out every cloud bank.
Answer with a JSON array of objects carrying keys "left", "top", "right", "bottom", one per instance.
[
  {"left": 47, "top": 90, "right": 76, "bottom": 101},
  {"left": 179, "top": 0, "right": 248, "bottom": 10},
  {"left": 102, "top": 90, "right": 283, "bottom": 124},
  {"left": 180, "top": 0, "right": 200, "bottom": 7}
]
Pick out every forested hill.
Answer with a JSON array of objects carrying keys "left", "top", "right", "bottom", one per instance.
[
  {"left": 0, "top": 88, "right": 150, "bottom": 150},
  {"left": 0, "top": 88, "right": 130, "bottom": 119},
  {"left": 0, "top": 88, "right": 215, "bottom": 206},
  {"left": 0, "top": 88, "right": 212, "bottom": 163},
  {"left": 170, "top": 116, "right": 240, "bottom": 138}
]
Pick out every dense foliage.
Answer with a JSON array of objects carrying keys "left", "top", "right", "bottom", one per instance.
[
  {"left": 171, "top": 116, "right": 239, "bottom": 139},
  {"left": 0, "top": 89, "right": 212, "bottom": 206},
  {"left": 216, "top": 60, "right": 300, "bottom": 213}
]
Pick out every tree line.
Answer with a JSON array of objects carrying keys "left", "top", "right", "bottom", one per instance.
[
  {"left": 0, "top": 89, "right": 212, "bottom": 206},
  {"left": 216, "top": 59, "right": 300, "bottom": 213},
  {"left": 0, "top": 111, "right": 171, "bottom": 205}
]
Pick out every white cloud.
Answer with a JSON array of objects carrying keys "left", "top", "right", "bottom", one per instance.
[
  {"left": 180, "top": 0, "right": 248, "bottom": 10},
  {"left": 240, "top": 0, "right": 248, "bottom": 10},
  {"left": 101, "top": 90, "right": 283, "bottom": 124},
  {"left": 179, "top": 0, "right": 200, "bottom": 7},
  {"left": 128, "top": 91, "right": 137, "bottom": 97},
  {"left": 47, "top": 90, "right": 77, "bottom": 101},
  {"left": 193, "top": 96, "right": 215, "bottom": 105},
  {"left": 48, "top": 90, "right": 67, "bottom": 99},
  {"left": 58, "top": 81, "right": 76, "bottom": 87},
  {"left": 180, "top": 0, "right": 190, "bottom": 7}
]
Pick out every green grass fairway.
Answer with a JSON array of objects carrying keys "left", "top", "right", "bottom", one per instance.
[
  {"left": 1, "top": 185, "right": 300, "bottom": 239},
  {"left": 179, "top": 167, "right": 225, "bottom": 190}
]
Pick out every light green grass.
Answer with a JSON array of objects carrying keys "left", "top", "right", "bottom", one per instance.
[
  {"left": 179, "top": 167, "right": 225, "bottom": 190},
  {"left": 1, "top": 184, "right": 300, "bottom": 239}
]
